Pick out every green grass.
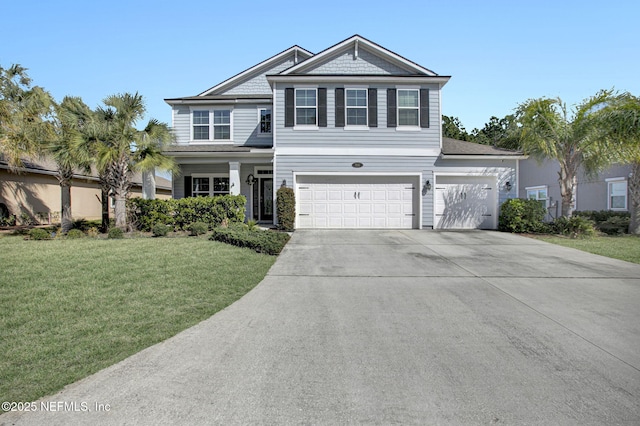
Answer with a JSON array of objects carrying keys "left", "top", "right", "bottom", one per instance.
[
  {"left": 0, "top": 235, "right": 275, "bottom": 403},
  {"left": 533, "top": 234, "right": 640, "bottom": 264}
]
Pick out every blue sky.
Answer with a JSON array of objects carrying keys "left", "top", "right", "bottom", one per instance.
[{"left": 2, "top": 0, "right": 638, "bottom": 132}]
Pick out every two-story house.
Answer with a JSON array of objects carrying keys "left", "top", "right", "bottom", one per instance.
[{"left": 165, "top": 35, "right": 523, "bottom": 229}]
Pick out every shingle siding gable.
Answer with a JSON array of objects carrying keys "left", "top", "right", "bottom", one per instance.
[
  {"left": 218, "top": 58, "right": 296, "bottom": 96},
  {"left": 299, "top": 48, "right": 414, "bottom": 75}
]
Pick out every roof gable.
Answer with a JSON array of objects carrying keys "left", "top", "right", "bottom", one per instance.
[
  {"left": 279, "top": 35, "right": 438, "bottom": 76},
  {"left": 200, "top": 46, "right": 313, "bottom": 96}
]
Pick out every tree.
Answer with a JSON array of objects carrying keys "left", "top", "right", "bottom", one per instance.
[
  {"left": 134, "top": 119, "right": 177, "bottom": 200},
  {"left": 0, "top": 64, "right": 51, "bottom": 170},
  {"left": 472, "top": 114, "right": 521, "bottom": 149},
  {"left": 516, "top": 90, "right": 620, "bottom": 217},
  {"left": 48, "top": 97, "right": 94, "bottom": 233},
  {"left": 442, "top": 115, "right": 470, "bottom": 141},
  {"left": 90, "top": 93, "right": 175, "bottom": 230},
  {"left": 593, "top": 93, "right": 640, "bottom": 233}
]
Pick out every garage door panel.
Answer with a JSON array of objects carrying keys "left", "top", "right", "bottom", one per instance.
[
  {"left": 297, "top": 176, "right": 417, "bottom": 229},
  {"left": 435, "top": 176, "right": 496, "bottom": 230}
]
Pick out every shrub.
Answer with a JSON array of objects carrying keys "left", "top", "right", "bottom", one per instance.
[
  {"left": 246, "top": 219, "right": 259, "bottom": 231},
  {"left": 276, "top": 186, "right": 295, "bottom": 231},
  {"left": 189, "top": 221, "right": 209, "bottom": 236},
  {"left": 552, "top": 216, "right": 597, "bottom": 238},
  {"left": 152, "top": 223, "right": 172, "bottom": 237},
  {"left": 574, "top": 210, "right": 630, "bottom": 234},
  {"left": 28, "top": 228, "right": 51, "bottom": 240},
  {"left": 107, "top": 227, "right": 124, "bottom": 239},
  {"left": 597, "top": 216, "right": 630, "bottom": 235},
  {"left": 127, "top": 195, "right": 246, "bottom": 231},
  {"left": 210, "top": 227, "right": 290, "bottom": 255},
  {"left": 66, "top": 229, "right": 85, "bottom": 239},
  {"left": 498, "top": 198, "right": 547, "bottom": 233}
]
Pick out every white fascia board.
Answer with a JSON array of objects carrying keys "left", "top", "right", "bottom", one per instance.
[
  {"left": 281, "top": 35, "right": 437, "bottom": 76},
  {"left": 276, "top": 147, "right": 440, "bottom": 157},
  {"left": 439, "top": 154, "right": 528, "bottom": 160},
  {"left": 166, "top": 98, "right": 271, "bottom": 106},
  {"left": 267, "top": 75, "right": 450, "bottom": 86},
  {"left": 169, "top": 150, "right": 274, "bottom": 159}
]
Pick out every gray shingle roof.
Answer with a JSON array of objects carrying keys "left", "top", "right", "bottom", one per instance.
[{"left": 441, "top": 137, "right": 523, "bottom": 156}]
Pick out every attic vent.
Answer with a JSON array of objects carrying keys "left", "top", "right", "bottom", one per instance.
[
  {"left": 295, "top": 50, "right": 298, "bottom": 64},
  {"left": 354, "top": 40, "right": 359, "bottom": 59}
]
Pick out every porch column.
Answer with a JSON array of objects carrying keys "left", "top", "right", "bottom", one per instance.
[{"left": 229, "top": 161, "right": 240, "bottom": 195}]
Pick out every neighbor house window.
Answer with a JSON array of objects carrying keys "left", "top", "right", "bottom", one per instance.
[
  {"left": 213, "top": 110, "right": 231, "bottom": 140},
  {"left": 259, "top": 108, "right": 271, "bottom": 134},
  {"left": 607, "top": 178, "right": 628, "bottom": 210},
  {"left": 295, "top": 89, "right": 317, "bottom": 125},
  {"left": 526, "top": 185, "right": 548, "bottom": 208},
  {"left": 346, "top": 89, "right": 367, "bottom": 126},
  {"left": 193, "top": 110, "right": 209, "bottom": 140},
  {"left": 397, "top": 89, "right": 419, "bottom": 126},
  {"left": 192, "top": 175, "right": 230, "bottom": 197}
]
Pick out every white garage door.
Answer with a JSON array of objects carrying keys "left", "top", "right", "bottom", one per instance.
[
  {"left": 297, "top": 176, "right": 417, "bottom": 229},
  {"left": 435, "top": 176, "right": 496, "bottom": 229}
]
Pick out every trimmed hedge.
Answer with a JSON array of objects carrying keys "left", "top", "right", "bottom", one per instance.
[
  {"left": 276, "top": 186, "right": 295, "bottom": 231},
  {"left": 28, "top": 228, "right": 51, "bottom": 240},
  {"left": 128, "top": 195, "right": 246, "bottom": 231},
  {"left": 210, "top": 226, "right": 290, "bottom": 255},
  {"left": 152, "top": 223, "right": 172, "bottom": 237},
  {"left": 498, "top": 198, "right": 547, "bottom": 233}
]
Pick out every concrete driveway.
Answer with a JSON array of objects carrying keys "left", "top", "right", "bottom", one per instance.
[{"left": 3, "top": 230, "right": 640, "bottom": 425}]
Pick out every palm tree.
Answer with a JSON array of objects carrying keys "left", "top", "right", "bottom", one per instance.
[
  {"left": 0, "top": 64, "right": 52, "bottom": 170},
  {"left": 516, "top": 90, "right": 620, "bottom": 217},
  {"left": 593, "top": 92, "right": 640, "bottom": 233},
  {"left": 134, "top": 119, "right": 177, "bottom": 200},
  {"left": 90, "top": 92, "right": 175, "bottom": 230},
  {"left": 48, "top": 96, "right": 93, "bottom": 233}
]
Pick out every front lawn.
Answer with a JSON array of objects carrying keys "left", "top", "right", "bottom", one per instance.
[
  {"left": 532, "top": 234, "right": 640, "bottom": 264},
  {"left": 0, "top": 235, "right": 275, "bottom": 404}
]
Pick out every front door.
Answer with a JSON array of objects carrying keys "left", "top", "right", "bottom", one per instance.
[{"left": 260, "top": 178, "right": 273, "bottom": 221}]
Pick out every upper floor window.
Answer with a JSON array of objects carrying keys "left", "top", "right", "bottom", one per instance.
[
  {"left": 296, "top": 89, "right": 317, "bottom": 126},
  {"left": 607, "top": 178, "right": 627, "bottom": 210},
  {"left": 193, "top": 110, "right": 209, "bottom": 140},
  {"left": 526, "top": 185, "right": 548, "bottom": 208},
  {"left": 259, "top": 108, "right": 271, "bottom": 134},
  {"left": 397, "top": 90, "right": 419, "bottom": 126},
  {"left": 346, "top": 89, "right": 367, "bottom": 126},
  {"left": 213, "top": 110, "right": 231, "bottom": 140},
  {"left": 191, "top": 109, "right": 232, "bottom": 141}
]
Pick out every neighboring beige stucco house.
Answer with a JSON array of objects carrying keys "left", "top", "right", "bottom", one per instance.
[{"left": 0, "top": 157, "right": 171, "bottom": 224}]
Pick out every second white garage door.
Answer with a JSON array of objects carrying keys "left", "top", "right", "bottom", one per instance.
[
  {"left": 435, "top": 175, "right": 497, "bottom": 229},
  {"left": 297, "top": 176, "right": 418, "bottom": 229}
]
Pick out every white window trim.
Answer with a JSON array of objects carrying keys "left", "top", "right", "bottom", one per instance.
[
  {"left": 257, "top": 108, "right": 272, "bottom": 137},
  {"left": 526, "top": 185, "right": 549, "bottom": 208},
  {"left": 606, "top": 177, "right": 628, "bottom": 211},
  {"left": 190, "top": 108, "right": 234, "bottom": 143},
  {"left": 397, "top": 87, "right": 420, "bottom": 130},
  {"left": 191, "top": 173, "right": 231, "bottom": 197},
  {"left": 345, "top": 87, "right": 368, "bottom": 129},
  {"left": 191, "top": 109, "right": 211, "bottom": 142},
  {"left": 294, "top": 87, "right": 318, "bottom": 130}
]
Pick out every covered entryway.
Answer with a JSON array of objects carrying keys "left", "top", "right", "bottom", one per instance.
[
  {"left": 434, "top": 175, "right": 497, "bottom": 229},
  {"left": 296, "top": 175, "right": 419, "bottom": 229}
]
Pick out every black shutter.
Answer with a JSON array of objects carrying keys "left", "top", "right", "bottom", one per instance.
[
  {"left": 318, "top": 88, "right": 327, "bottom": 127},
  {"left": 420, "top": 89, "right": 430, "bottom": 128},
  {"left": 285, "top": 88, "right": 295, "bottom": 127},
  {"left": 184, "top": 176, "right": 192, "bottom": 198},
  {"left": 368, "top": 88, "right": 378, "bottom": 128},
  {"left": 335, "top": 88, "right": 345, "bottom": 127},
  {"left": 387, "top": 88, "right": 397, "bottom": 128}
]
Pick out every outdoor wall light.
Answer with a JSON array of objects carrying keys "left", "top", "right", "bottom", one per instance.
[
  {"left": 504, "top": 181, "right": 512, "bottom": 192},
  {"left": 423, "top": 180, "right": 431, "bottom": 195},
  {"left": 281, "top": 179, "right": 287, "bottom": 187},
  {"left": 246, "top": 174, "right": 256, "bottom": 185}
]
